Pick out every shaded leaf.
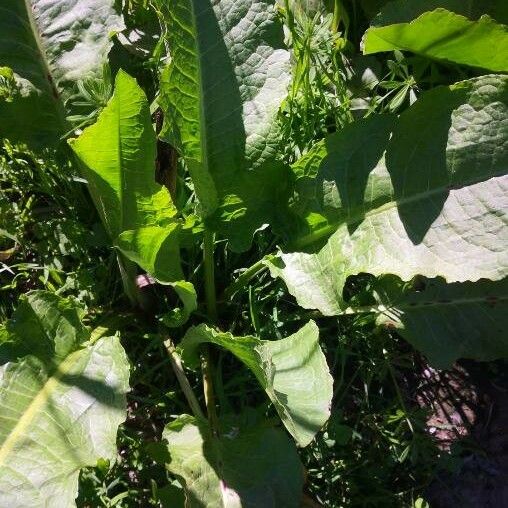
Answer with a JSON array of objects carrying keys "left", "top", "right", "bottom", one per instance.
[
  {"left": 180, "top": 321, "right": 333, "bottom": 446},
  {"left": 163, "top": 415, "right": 303, "bottom": 507},
  {"left": 0, "top": 292, "right": 130, "bottom": 508},
  {"left": 370, "top": 276, "right": 508, "bottom": 367}
]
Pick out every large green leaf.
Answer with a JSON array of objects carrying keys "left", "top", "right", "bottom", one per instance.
[
  {"left": 163, "top": 414, "right": 303, "bottom": 507},
  {"left": 0, "top": 0, "right": 124, "bottom": 146},
  {"left": 157, "top": 0, "right": 291, "bottom": 251},
  {"left": 367, "top": 276, "right": 508, "bottom": 368},
  {"left": 69, "top": 70, "right": 184, "bottom": 284},
  {"left": 363, "top": 6, "right": 508, "bottom": 71},
  {"left": 268, "top": 75, "right": 508, "bottom": 315},
  {"left": 0, "top": 291, "right": 130, "bottom": 508},
  {"left": 370, "top": 0, "right": 508, "bottom": 25},
  {"left": 180, "top": 321, "right": 333, "bottom": 447},
  {"left": 288, "top": 114, "right": 397, "bottom": 249}
]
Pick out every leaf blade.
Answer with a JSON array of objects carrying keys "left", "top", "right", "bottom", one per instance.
[
  {"left": 0, "top": 292, "right": 130, "bottom": 508},
  {"left": 180, "top": 321, "right": 333, "bottom": 447}
]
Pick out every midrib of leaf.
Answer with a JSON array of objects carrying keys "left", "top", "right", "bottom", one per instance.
[
  {"left": 22, "top": 0, "right": 67, "bottom": 128},
  {"left": 116, "top": 93, "right": 125, "bottom": 234},
  {"left": 0, "top": 348, "right": 85, "bottom": 466},
  {"left": 293, "top": 171, "right": 505, "bottom": 249},
  {"left": 193, "top": 0, "right": 209, "bottom": 178},
  {"left": 342, "top": 294, "right": 508, "bottom": 315}
]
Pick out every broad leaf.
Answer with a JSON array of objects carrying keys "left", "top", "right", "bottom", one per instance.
[
  {"left": 157, "top": 0, "right": 291, "bottom": 251},
  {"left": 0, "top": 291, "right": 130, "bottom": 508},
  {"left": 70, "top": 70, "right": 185, "bottom": 283},
  {"left": 370, "top": 0, "right": 508, "bottom": 25},
  {"left": 288, "top": 114, "right": 397, "bottom": 249},
  {"left": 368, "top": 276, "right": 508, "bottom": 368},
  {"left": 363, "top": 7, "right": 508, "bottom": 72},
  {"left": 180, "top": 321, "right": 333, "bottom": 447},
  {"left": 0, "top": 0, "right": 124, "bottom": 146},
  {"left": 268, "top": 75, "right": 508, "bottom": 315},
  {"left": 163, "top": 415, "right": 303, "bottom": 507}
]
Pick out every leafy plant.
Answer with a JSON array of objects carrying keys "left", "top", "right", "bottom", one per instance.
[{"left": 0, "top": 0, "right": 507, "bottom": 506}]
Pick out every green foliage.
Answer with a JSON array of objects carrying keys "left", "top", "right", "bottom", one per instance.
[
  {"left": 69, "top": 71, "right": 184, "bottom": 284},
  {"left": 0, "top": 292, "right": 130, "bottom": 508},
  {"left": 268, "top": 74, "right": 508, "bottom": 365},
  {"left": 364, "top": 8, "right": 508, "bottom": 71},
  {"left": 156, "top": 0, "right": 292, "bottom": 251},
  {"left": 0, "top": 0, "right": 507, "bottom": 506},
  {"left": 181, "top": 321, "right": 333, "bottom": 446},
  {"left": 163, "top": 414, "right": 304, "bottom": 506},
  {"left": 0, "top": 0, "right": 123, "bottom": 147}
]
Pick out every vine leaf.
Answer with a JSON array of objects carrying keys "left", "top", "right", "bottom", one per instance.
[
  {"left": 180, "top": 321, "right": 333, "bottom": 447},
  {"left": 163, "top": 414, "right": 304, "bottom": 507},
  {"left": 0, "top": 291, "right": 130, "bottom": 508},
  {"left": 0, "top": 0, "right": 124, "bottom": 146},
  {"left": 156, "top": 0, "right": 291, "bottom": 251}
]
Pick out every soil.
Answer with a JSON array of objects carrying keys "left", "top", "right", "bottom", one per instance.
[{"left": 415, "top": 360, "right": 508, "bottom": 508}]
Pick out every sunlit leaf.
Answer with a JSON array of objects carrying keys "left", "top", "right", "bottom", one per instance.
[
  {"left": 0, "top": 292, "right": 130, "bottom": 508},
  {"left": 0, "top": 0, "right": 124, "bottom": 146},
  {"left": 180, "top": 321, "right": 333, "bottom": 447},
  {"left": 157, "top": 0, "right": 291, "bottom": 251}
]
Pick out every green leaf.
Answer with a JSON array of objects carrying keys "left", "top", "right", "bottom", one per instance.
[
  {"left": 369, "top": 276, "right": 508, "bottom": 368},
  {"left": 180, "top": 321, "right": 333, "bottom": 447},
  {"left": 163, "top": 415, "right": 304, "bottom": 507},
  {"left": 370, "top": 0, "right": 508, "bottom": 25},
  {"left": 363, "top": 8, "right": 508, "bottom": 72},
  {"left": 0, "top": 0, "right": 124, "bottom": 146},
  {"left": 69, "top": 70, "right": 184, "bottom": 283},
  {"left": 268, "top": 75, "right": 508, "bottom": 315},
  {"left": 288, "top": 114, "right": 397, "bottom": 249},
  {"left": 160, "top": 281, "right": 198, "bottom": 328},
  {"left": 0, "top": 291, "right": 130, "bottom": 508},
  {"left": 157, "top": 0, "right": 291, "bottom": 251}
]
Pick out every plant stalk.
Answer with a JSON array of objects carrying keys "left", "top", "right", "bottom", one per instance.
[
  {"left": 223, "top": 256, "right": 271, "bottom": 299},
  {"left": 202, "top": 230, "right": 219, "bottom": 431},
  {"left": 163, "top": 337, "right": 205, "bottom": 420}
]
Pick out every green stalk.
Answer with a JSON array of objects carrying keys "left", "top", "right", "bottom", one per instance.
[
  {"left": 223, "top": 256, "right": 272, "bottom": 299},
  {"left": 164, "top": 337, "right": 205, "bottom": 420},
  {"left": 203, "top": 230, "right": 218, "bottom": 322},
  {"left": 202, "top": 229, "right": 219, "bottom": 431}
]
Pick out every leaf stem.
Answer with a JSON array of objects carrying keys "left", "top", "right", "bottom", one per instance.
[
  {"left": 203, "top": 230, "right": 218, "bottom": 322},
  {"left": 163, "top": 337, "right": 205, "bottom": 420},
  {"left": 223, "top": 256, "right": 272, "bottom": 299},
  {"left": 202, "top": 230, "right": 219, "bottom": 431}
]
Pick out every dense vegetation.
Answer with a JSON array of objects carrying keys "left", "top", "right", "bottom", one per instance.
[{"left": 0, "top": 0, "right": 507, "bottom": 506}]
